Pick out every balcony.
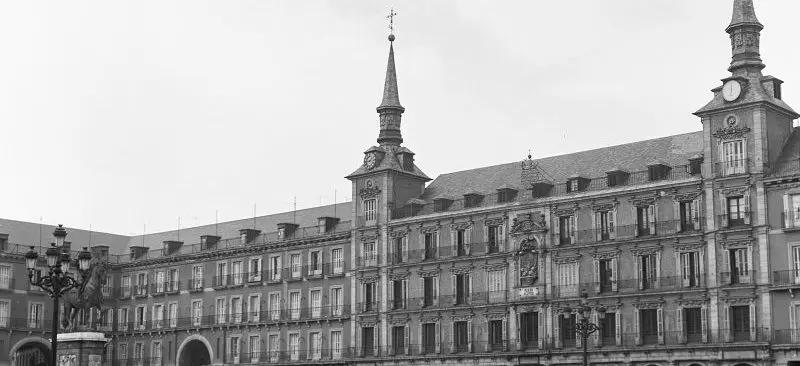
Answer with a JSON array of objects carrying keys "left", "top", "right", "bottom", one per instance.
[
  {"left": 323, "top": 262, "right": 345, "bottom": 276},
  {"left": 715, "top": 158, "right": 749, "bottom": 177},
  {"left": 187, "top": 278, "right": 204, "bottom": 292},
  {"left": 719, "top": 271, "right": 754, "bottom": 286},
  {"left": 553, "top": 275, "right": 706, "bottom": 298},
  {"left": 718, "top": 212, "right": 750, "bottom": 228},
  {"left": 782, "top": 211, "right": 800, "bottom": 231},
  {"left": 772, "top": 269, "right": 800, "bottom": 286},
  {"left": 356, "top": 254, "right": 380, "bottom": 268},
  {"left": 557, "top": 220, "right": 703, "bottom": 246}
]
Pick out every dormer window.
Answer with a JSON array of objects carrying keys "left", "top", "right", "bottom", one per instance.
[
  {"left": 317, "top": 217, "right": 340, "bottom": 234},
  {"left": 496, "top": 188, "right": 518, "bottom": 203},
  {"left": 277, "top": 223, "right": 299, "bottom": 240},
  {"left": 606, "top": 169, "right": 629, "bottom": 187},
  {"left": 433, "top": 198, "right": 453, "bottom": 212},
  {"left": 566, "top": 176, "right": 588, "bottom": 193},
  {"left": 530, "top": 182, "right": 554, "bottom": 198},
  {"left": 463, "top": 193, "right": 483, "bottom": 209},
  {"left": 688, "top": 155, "right": 703, "bottom": 175},
  {"left": 647, "top": 163, "right": 671, "bottom": 181}
]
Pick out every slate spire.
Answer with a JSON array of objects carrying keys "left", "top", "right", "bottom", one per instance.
[
  {"left": 726, "top": 0, "right": 765, "bottom": 74},
  {"left": 376, "top": 34, "right": 405, "bottom": 146}
]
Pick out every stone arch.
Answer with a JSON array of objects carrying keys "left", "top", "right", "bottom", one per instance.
[
  {"left": 9, "top": 337, "right": 50, "bottom": 366},
  {"left": 688, "top": 363, "right": 704, "bottom": 366},
  {"left": 733, "top": 363, "right": 755, "bottom": 366},
  {"left": 176, "top": 334, "right": 213, "bottom": 366}
]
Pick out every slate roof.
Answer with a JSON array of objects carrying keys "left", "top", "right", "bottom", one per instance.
[
  {"left": 695, "top": 74, "right": 797, "bottom": 116},
  {"left": 346, "top": 144, "right": 430, "bottom": 180},
  {"left": 0, "top": 218, "right": 130, "bottom": 253},
  {"left": 769, "top": 127, "right": 800, "bottom": 177},
  {"left": 421, "top": 131, "right": 704, "bottom": 200}
]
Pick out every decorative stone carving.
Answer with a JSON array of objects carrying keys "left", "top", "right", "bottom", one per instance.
[
  {"left": 418, "top": 313, "right": 441, "bottom": 323},
  {"left": 553, "top": 207, "right": 576, "bottom": 217},
  {"left": 674, "top": 191, "right": 702, "bottom": 202},
  {"left": 674, "top": 242, "right": 705, "bottom": 252},
  {"left": 359, "top": 233, "right": 378, "bottom": 243},
  {"left": 591, "top": 250, "right": 620, "bottom": 260},
  {"left": 420, "top": 225, "right": 440, "bottom": 234},
  {"left": 633, "top": 298, "right": 665, "bottom": 309},
  {"left": 591, "top": 202, "right": 616, "bottom": 212},
  {"left": 631, "top": 245, "right": 662, "bottom": 256},
  {"left": 719, "top": 237, "right": 753, "bottom": 248},
  {"left": 482, "top": 262, "right": 508, "bottom": 271},
  {"left": 451, "top": 221, "right": 472, "bottom": 231},
  {"left": 389, "top": 228, "right": 410, "bottom": 238},
  {"left": 676, "top": 297, "right": 708, "bottom": 307},
  {"left": 359, "top": 274, "right": 380, "bottom": 283},
  {"left": 389, "top": 315, "right": 410, "bottom": 325},
  {"left": 449, "top": 265, "right": 473, "bottom": 275},
  {"left": 553, "top": 254, "right": 581, "bottom": 264},
  {"left": 451, "top": 313, "right": 474, "bottom": 322},
  {"left": 485, "top": 217, "right": 505, "bottom": 226},
  {"left": 389, "top": 271, "right": 411, "bottom": 280},
  {"left": 417, "top": 268, "right": 440, "bottom": 277},
  {"left": 721, "top": 296, "right": 756, "bottom": 305},
  {"left": 713, "top": 125, "right": 752, "bottom": 140},
  {"left": 510, "top": 213, "right": 547, "bottom": 235},
  {"left": 359, "top": 180, "right": 381, "bottom": 199},
  {"left": 485, "top": 312, "right": 507, "bottom": 320},
  {"left": 629, "top": 195, "right": 657, "bottom": 207}
]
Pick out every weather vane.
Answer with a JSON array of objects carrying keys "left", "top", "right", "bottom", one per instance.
[{"left": 387, "top": 8, "right": 397, "bottom": 38}]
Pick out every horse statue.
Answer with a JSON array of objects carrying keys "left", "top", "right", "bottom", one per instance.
[{"left": 61, "top": 258, "right": 110, "bottom": 332}]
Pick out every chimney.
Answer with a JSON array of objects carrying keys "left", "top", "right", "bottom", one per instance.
[
  {"left": 200, "top": 235, "right": 221, "bottom": 250},
  {"left": 129, "top": 246, "right": 149, "bottom": 260},
  {"left": 762, "top": 76, "right": 783, "bottom": 100},
  {"left": 163, "top": 240, "right": 183, "bottom": 255},
  {"left": 239, "top": 229, "right": 261, "bottom": 245}
]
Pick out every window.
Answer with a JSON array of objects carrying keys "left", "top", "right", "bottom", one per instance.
[
  {"left": 567, "top": 179, "right": 580, "bottom": 193},
  {"left": 728, "top": 248, "right": 750, "bottom": 284},
  {"left": 151, "top": 341, "right": 162, "bottom": 365},
  {"left": 136, "top": 273, "right": 147, "bottom": 295},
  {"left": 558, "top": 216, "right": 574, "bottom": 245},
  {"left": 230, "top": 336, "right": 240, "bottom": 361},
  {"left": 155, "top": 271, "right": 166, "bottom": 293},
  {"left": 636, "top": 205, "right": 655, "bottom": 236},
  {"left": 722, "top": 140, "right": 746, "bottom": 175},
  {"left": 362, "top": 327, "right": 375, "bottom": 356},
  {"left": 424, "top": 233, "right": 437, "bottom": 259},
  {"left": 122, "top": 276, "right": 131, "bottom": 297},
  {"left": 394, "top": 237, "right": 406, "bottom": 263},
  {"left": 289, "top": 333, "right": 299, "bottom": 360},
  {"left": 731, "top": 305, "right": 750, "bottom": 341},
  {"left": 0, "top": 301, "right": 8, "bottom": 327},
  {"left": 680, "top": 252, "right": 701, "bottom": 287},
  {"left": 249, "top": 335, "right": 260, "bottom": 362},
  {"left": 289, "top": 291, "right": 300, "bottom": 320},
  {"left": 364, "top": 198, "right": 376, "bottom": 222},
  {"left": 134, "top": 343, "right": 143, "bottom": 363},
  {"left": 497, "top": 189, "right": 516, "bottom": 203},
  {"left": 0, "top": 265, "right": 11, "bottom": 289},
  {"left": 231, "top": 297, "right": 242, "bottom": 323},
  {"left": 191, "top": 265, "right": 203, "bottom": 289},
  {"left": 727, "top": 196, "right": 747, "bottom": 226},
  {"left": 601, "top": 312, "right": 616, "bottom": 344},
  {"left": 168, "top": 303, "right": 177, "bottom": 328},
  {"left": 422, "top": 323, "right": 436, "bottom": 354},
  {"left": 689, "top": 159, "right": 702, "bottom": 175},
  {"left": 248, "top": 257, "right": 261, "bottom": 282},
  {"left": 598, "top": 259, "right": 614, "bottom": 293},
  {"left": 557, "top": 262, "right": 579, "bottom": 297},
  {"left": 330, "top": 287, "right": 343, "bottom": 316},
  {"left": 248, "top": 295, "right": 260, "bottom": 322},
  {"left": 290, "top": 254, "right": 301, "bottom": 278},
  {"left": 456, "top": 230, "right": 466, "bottom": 256},
  {"left": 153, "top": 304, "right": 164, "bottom": 328},
  {"left": 310, "top": 289, "right": 322, "bottom": 318},
  {"left": 648, "top": 165, "right": 670, "bottom": 181},
  {"left": 595, "top": 210, "right": 614, "bottom": 241},
  {"left": 454, "top": 273, "right": 470, "bottom": 305},
  {"left": 191, "top": 300, "right": 202, "bottom": 326},
  {"left": 332, "top": 248, "right": 344, "bottom": 274},
  {"left": 231, "top": 261, "right": 243, "bottom": 285},
  {"left": 560, "top": 314, "right": 576, "bottom": 347},
  {"left": 119, "top": 343, "right": 128, "bottom": 362},
  {"left": 117, "top": 308, "right": 128, "bottom": 330},
  {"left": 487, "top": 226, "right": 500, "bottom": 253},
  {"left": 453, "top": 321, "right": 469, "bottom": 352},
  {"left": 392, "top": 326, "right": 406, "bottom": 354},
  {"left": 488, "top": 320, "right": 504, "bottom": 351},
  {"left": 363, "top": 242, "right": 377, "bottom": 266},
  {"left": 270, "top": 256, "right": 281, "bottom": 281},
  {"left": 639, "top": 254, "right": 658, "bottom": 289},
  {"left": 423, "top": 277, "right": 437, "bottom": 307},
  {"left": 520, "top": 312, "right": 538, "bottom": 348},
  {"left": 639, "top": 309, "right": 658, "bottom": 345},
  {"left": 269, "top": 293, "right": 280, "bottom": 321},
  {"left": 216, "top": 262, "right": 228, "bottom": 287},
  {"left": 269, "top": 334, "right": 280, "bottom": 362},
  {"left": 679, "top": 200, "right": 701, "bottom": 231},
  {"left": 309, "top": 251, "right": 321, "bottom": 276},
  {"left": 27, "top": 303, "right": 42, "bottom": 328},
  {"left": 168, "top": 269, "right": 178, "bottom": 291},
  {"left": 464, "top": 194, "right": 482, "bottom": 208},
  {"left": 684, "top": 307, "right": 703, "bottom": 343},
  {"left": 363, "top": 282, "right": 376, "bottom": 311},
  {"left": 392, "top": 280, "right": 406, "bottom": 310},
  {"left": 216, "top": 298, "right": 226, "bottom": 324},
  {"left": 135, "top": 306, "right": 145, "bottom": 329},
  {"left": 309, "top": 332, "right": 321, "bottom": 360},
  {"left": 330, "top": 330, "right": 342, "bottom": 359},
  {"left": 488, "top": 269, "right": 506, "bottom": 295}
]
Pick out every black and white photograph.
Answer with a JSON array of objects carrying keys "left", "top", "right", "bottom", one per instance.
[{"left": 2, "top": 1, "right": 800, "bottom": 365}]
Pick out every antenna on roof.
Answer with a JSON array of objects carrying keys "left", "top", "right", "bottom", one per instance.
[
  {"left": 334, "top": 188, "right": 337, "bottom": 217},
  {"left": 215, "top": 209, "right": 219, "bottom": 236},
  {"left": 142, "top": 224, "right": 146, "bottom": 247},
  {"left": 293, "top": 196, "right": 297, "bottom": 224},
  {"left": 177, "top": 217, "right": 181, "bottom": 241},
  {"left": 89, "top": 224, "right": 92, "bottom": 246},
  {"left": 253, "top": 203, "right": 257, "bottom": 230},
  {"left": 38, "top": 216, "right": 42, "bottom": 246}
]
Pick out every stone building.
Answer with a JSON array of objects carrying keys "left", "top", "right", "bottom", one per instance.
[{"left": 1, "top": 1, "right": 800, "bottom": 365}]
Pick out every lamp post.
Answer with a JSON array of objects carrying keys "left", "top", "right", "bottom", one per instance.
[
  {"left": 562, "top": 290, "right": 606, "bottom": 366},
  {"left": 24, "top": 225, "right": 92, "bottom": 366}
]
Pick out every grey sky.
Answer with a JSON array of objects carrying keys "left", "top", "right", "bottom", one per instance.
[{"left": 1, "top": 0, "right": 797, "bottom": 235}]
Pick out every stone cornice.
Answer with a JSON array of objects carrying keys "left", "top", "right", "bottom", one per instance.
[{"left": 631, "top": 245, "right": 663, "bottom": 256}]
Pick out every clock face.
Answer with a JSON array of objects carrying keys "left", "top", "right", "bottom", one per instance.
[
  {"left": 363, "top": 153, "right": 377, "bottom": 169},
  {"left": 722, "top": 80, "right": 742, "bottom": 102}
]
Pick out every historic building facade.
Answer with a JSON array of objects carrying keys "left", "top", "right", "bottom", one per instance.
[{"left": 1, "top": 1, "right": 800, "bottom": 365}]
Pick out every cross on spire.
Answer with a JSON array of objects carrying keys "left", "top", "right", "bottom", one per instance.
[{"left": 386, "top": 8, "right": 397, "bottom": 38}]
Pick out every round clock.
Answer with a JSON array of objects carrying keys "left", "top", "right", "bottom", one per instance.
[
  {"left": 722, "top": 80, "right": 742, "bottom": 102},
  {"left": 363, "top": 153, "right": 377, "bottom": 169}
]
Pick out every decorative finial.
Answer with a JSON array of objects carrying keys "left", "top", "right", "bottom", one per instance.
[
  {"left": 527, "top": 149, "right": 532, "bottom": 160},
  {"left": 387, "top": 8, "right": 397, "bottom": 42}
]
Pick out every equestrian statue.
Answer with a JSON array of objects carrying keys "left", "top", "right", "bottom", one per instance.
[{"left": 61, "top": 258, "right": 110, "bottom": 332}]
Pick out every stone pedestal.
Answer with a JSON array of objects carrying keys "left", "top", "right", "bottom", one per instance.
[{"left": 56, "top": 332, "right": 108, "bottom": 366}]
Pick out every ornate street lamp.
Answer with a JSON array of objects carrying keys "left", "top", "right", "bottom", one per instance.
[
  {"left": 24, "top": 225, "right": 92, "bottom": 366},
  {"left": 562, "top": 290, "right": 607, "bottom": 366}
]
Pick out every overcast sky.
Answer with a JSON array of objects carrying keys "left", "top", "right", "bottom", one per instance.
[{"left": 1, "top": 0, "right": 798, "bottom": 236}]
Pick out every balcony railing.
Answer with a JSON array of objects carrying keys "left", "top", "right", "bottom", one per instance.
[
  {"left": 552, "top": 275, "right": 706, "bottom": 298},
  {"left": 772, "top": 269, "right": 800, "bottom": 286},
  {"left": 714, "top": 158, "right": 749, "bottom": 176},
  {"left": 718, "top": 212, "right": 751, "bottom": 228},
  {"left": 719, "top": 271, "right": 754, "bottom": 286},
  {"left": 187, "top": 278, "right": 204, "bottom": 291},
  {"left": 556, "top": 220, "right": 703, "bottom": 246},
  {"left": 782, "top": 211, "right": 800, "bottom": 230}
]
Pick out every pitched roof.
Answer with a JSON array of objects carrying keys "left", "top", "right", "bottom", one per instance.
[
  {"left": 0, "top": 218, "right": 130, "bottom": 253},
  {"left": 421, "top": 131, "right": 703, "bottom": 200},
  {"left": 695, "top": 74, "right": 797, "bottom": 116},
  {"left": 346, "top": 144, "right": 430, "bottom": 180},
  {"left": 769, "top": 127, "right": 800, "bottom": 177},
  {"left": 378, "top": 42, "right": 403, "bottom": 110}
]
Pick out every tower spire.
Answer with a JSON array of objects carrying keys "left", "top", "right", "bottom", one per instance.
[
  {"left": 376, "top": 9, "right": 404, "bottom": 146},
  {"left": 726, "top": 0, "right": 764, "bottom": 74}
]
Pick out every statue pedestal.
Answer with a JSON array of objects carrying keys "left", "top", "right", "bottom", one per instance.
[{"left": 56, "top": 332, "right": 107, "bottom": 366}]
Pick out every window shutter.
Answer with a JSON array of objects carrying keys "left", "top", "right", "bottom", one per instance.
[
  {"left": 388, "top": 280, "right": 394, "bottom": 309},
  {"left": 499, "top": 223, "right": 505, "bottom": 252},
  {"left": 402, "top": 237, "right": 409, "bottom": 262},
  {"left": 404, "top": 325, "right": 410, "bottom": 355},
  {"left": 569, "top": 216, "right": 576, "bottom": 244},
  {"left": 633, "top": 206, "right": 640, "bottom": 237},
  {"left": 435, "top": 322, "right": 441, "bottom": 353},
  {"left": 701, "top": 306, "right": 708, "bottom": 343},
  {"left": 449, "top": 229, "right": 455, "bottom": 258},
  {"left": 655, "top": 252, "right": 662, "bottom": 289},
  {"left": 418, "top": 323, "right": 424, "bottom": 354},
  {"left": 657, "top": 307, "right": 664, "bottom": 344},
  {"left": 673, "top": 200, "right": 682, "bottom": 233},
  {"left": 374, "top": 327, "right": 380, "bottom": 357},
  {"left": 452, "top": 275, "right": 457, "bottom": 305},
  {"left": 465, "top": 227, "right": 471, "bottom": 255},
  {"left": 724, "top": 306, "right": 731, "bottom": 342},
  {"left": 720, "top": 194, "right": 729, "bottom": 228},
  {"left": 574, "top": 315, "right": 581, "bottom": 348},
  {"left": 611, "top": 258, "right": 618, "bottom": 292},
  {"left": 467, "top": 274, "right": 472, "bottom": 304},
  {"left": 743, "top": 191, "right": 751, "bottom": 225},
  {"left": 419, "top": 278, "right": 425, "bottom": 307},
  {"left": 403, "top": 280, "right": 408, "bottom": 310},
  {"left": 594, "top": 212, "right": 601, "bottom": 241},
  {"left": 648, "top": 204, "right": 657, "bottom": 235},
  {"left": 553, "top": 217, "right": 561, "bottom": 246},
  {"left": 636, "top": 256, "right": 643, "bottom": 290},
  {"left": 537, "top": 311, "right": 545, "bottom": 349},
  {"left": 553, "top": 313, "right": 561, "bottom": 348},
  {"left": 467, "top": 319, "right": 473, "bottom": 353},
  {"left": 634, "top": 310, "right": 641, "bottom": 345},
  {"left": 593, "top": 260, "right": 600, "bottom": 294},
  {"left": 592, "top": 311, "right": 599, "bottom": 346},
  {"left": 609, "top": 209, "right": 616, "bottom": 239},
  {"left": 435, "top": 231, "right": 440, "bottom": 257},
  {"left": 785, "top": 194, "right": 792, "bottom": 228},
  {"left": 615, "top": 311, "right": 622, "bottom": 345},
  {"left": 501, "top": 317, "right": 508, "bottom": 351},
  {"left": 691, "top": 199, "right": 701, "bottom": 230},
  {"left": 749, "top": 303, "right": 756, "bottom": 341},
  {"left": 433, "top": 277, "right": 439, "bottom": 306},
  {"left": 515, "top": 313, "right": 521, "bottom": 351}
]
